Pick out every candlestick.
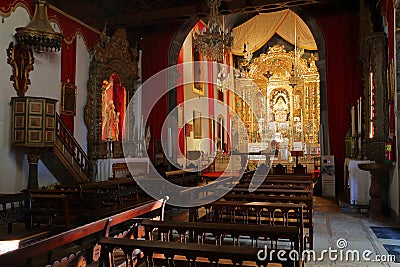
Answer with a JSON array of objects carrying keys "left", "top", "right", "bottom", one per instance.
[
  {"left": 357, "top": 98, "right": 362, "bottom": 134},
  {"left": 351, "top": 105, "right": 355, "bottom": 137}
]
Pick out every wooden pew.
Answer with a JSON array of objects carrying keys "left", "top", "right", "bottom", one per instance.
[
  {"left": 0, "top": 192, "right": 55, "bottom": 262},
  {"left": 0, "top": 197, "right": 168, "bottom": 266},
  {"left": 139, "top": 219, "right": 302, "bottom": 255},
  {"left": 166, "top": 169, "right": 199, "bottom": 186},
  {"left": 98, "top": 238, "right": 272, "bottom": 267},
  {"left": 190, "top": 201, "right": 306, "bottom": 252},
  {"left": 1, "top": 192, "right": 32, "bottom": 234},
  {"left": 229, "top": 188, "right": 312, "bottom": 198},
  {"left": 221, "top": 193, "right": 313, "bottom": 249},
  {"left": 54, "top": 178, "right": 146, "bottom": 219},
  {"left": 25, "top": 178, "right": 148, "bottom": 228}
]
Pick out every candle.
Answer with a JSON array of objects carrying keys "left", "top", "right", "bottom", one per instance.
[
  {"left": 357, "top": 99, "right": 361, "bottom": 134},
  {"left": 351, "top": 105, "right": 355, "bottom": 137}
]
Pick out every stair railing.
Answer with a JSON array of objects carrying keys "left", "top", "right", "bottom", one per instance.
[{"left": 55, "top": 114, "right": 92, "bottom": 179}]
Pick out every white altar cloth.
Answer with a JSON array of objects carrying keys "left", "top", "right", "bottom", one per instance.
[
  {"left": 347, "top": 159, "right": 373, "bottom": 205},
  {"left": 95, "top": 157, "right": 149, "bottom": 181}
]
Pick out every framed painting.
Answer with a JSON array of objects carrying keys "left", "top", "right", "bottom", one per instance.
[
  {"left": 61, "top": 82, "right": 77, "bottom": 116},
  {"left": 192, "top": 39, "right": 205, "bottom": 96},
  {"left": 193, "top": 111, "right": 202, "bottom": 139}
]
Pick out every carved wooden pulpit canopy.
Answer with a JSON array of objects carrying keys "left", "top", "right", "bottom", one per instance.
[{"left": 84, "top": 29, "right": 138, "bottom": 159}]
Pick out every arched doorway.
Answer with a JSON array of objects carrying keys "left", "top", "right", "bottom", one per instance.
[{"left": 167, "top": 8, "right": 328, "bottom": 165}]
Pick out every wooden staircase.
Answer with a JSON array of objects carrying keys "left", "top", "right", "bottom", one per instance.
[{"left": 40, "top": 114, "right": 92, "bottom": 184}]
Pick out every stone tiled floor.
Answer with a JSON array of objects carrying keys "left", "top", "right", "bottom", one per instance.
[{"left": 309, "top": 196, "right": 400, "bottom": 266}]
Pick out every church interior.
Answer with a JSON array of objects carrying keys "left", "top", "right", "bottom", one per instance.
[{"left": 1, "top": 0, "right": 400, "bottom": 266}]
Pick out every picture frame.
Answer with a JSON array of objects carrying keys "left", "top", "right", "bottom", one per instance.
[
  {"left": 193, "top": 111, "right": 202, "bottom": 139},
  {"left": 61, "top": 82, "right": 77, "bottom": 116},
  {"left": 192, "top": 30, "right": 205, "bottom": 96}
]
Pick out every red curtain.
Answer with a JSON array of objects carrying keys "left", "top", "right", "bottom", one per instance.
[
  {"left": 177, "top": 48, "right": 185, "bottom": 154},
  {"left": 316, "top": 10, "right": 361, "bottom": 193},
  {"left": 208, "top": 62, "right": 214, "bottom": 151},
  {"left": 111, "top": 74, "right": 126, "bottom": 141},
  {"left": 142, "top": 24, "right": 180, "bottom": 161},
  {"left": 60, "top": 39, "right": 76, "bottom": 133}
]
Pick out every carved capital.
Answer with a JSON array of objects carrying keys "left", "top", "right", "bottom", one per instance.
[{"left": 26, "top": 147, "right": 42, "bottom": 164}]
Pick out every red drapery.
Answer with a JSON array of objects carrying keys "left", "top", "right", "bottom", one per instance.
[
  {"left": 60, "top": 39, "right": 76, "bottom": 132},
  {"left": 316, "top": 10, "right": 361, "bottom": 193},
  {"left": 208, "top": 62, "right": 214, "bottom": 151},
  {"left": 142, "top": 25, "right": 179, "bottom": 161},
  {"left": 111, "top": 74, "right": 126, "bottom": 141},
  {"left": 177, "top": 48, "right": 185, "bottom": 155}
]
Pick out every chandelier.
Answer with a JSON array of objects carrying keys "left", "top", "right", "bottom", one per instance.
[
  {"left": 193, "top": 0, "right": 233, "bottom": 63},
  {"left": 15, "top": 0, "right": 64, "bottom": 52}
]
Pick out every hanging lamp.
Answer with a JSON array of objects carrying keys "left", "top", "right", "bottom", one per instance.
[{"left": 15, "top": 0, "right": 64, "bottom": 52}]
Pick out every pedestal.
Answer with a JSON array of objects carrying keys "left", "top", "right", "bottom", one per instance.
[
  {"left": 358, "top": 162, "right": 393, "bottom": 219},
  {"left": 26, "top": 147, "right": 43, "bottom": 189}
]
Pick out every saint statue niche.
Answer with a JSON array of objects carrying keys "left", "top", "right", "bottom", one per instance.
[
  {"left": 273, "top": 96, "right": 289, "bottom": 122},
  {"left": 101, "top": 73, "right": 126, "bottom": 141}
]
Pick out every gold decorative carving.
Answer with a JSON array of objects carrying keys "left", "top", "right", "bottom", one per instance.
[
  {"left": 235, "top": 44, "right": 320, "bottom": 152},
  {"left": 26, "top": 147, "right": 43, "bottom": 164},
  {"left": 84, "top": 28, "right": 138, "bottom": 159},
  {"left": 6, "top": 42, "right": 34, "bottom": 97}
]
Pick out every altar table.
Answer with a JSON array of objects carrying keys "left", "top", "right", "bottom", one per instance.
[
  {"left": 346, "top": 159, "right": 373, "bottom": 205},
  {"left": 95, "top": 157, "right": 149, "bottom": 181}
]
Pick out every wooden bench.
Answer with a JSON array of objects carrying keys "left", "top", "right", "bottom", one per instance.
[
  {"left": 222, "top": 193, "right": 313, "bottom": 249},
  {"left": 98, "top": 238, "right": 299, "bottom": 267},
  {"left": 166, "top": 169, "right": 199, "bottom": 186},
  {"left": 0, "top": 197, "right": 168, "bottom": 266},
  {"left": 139, "top": 219, "right": 302, "bottom": 257},
  {"left": 190, "top": 201, "right": 306, "bottom": 252},
  {"left": 0, "top": 192, "right": 54, "bottom": 259},
  {"left": 26, "top": 179, "right": 147, "bottom": 227},
  {"left": 0, "top": 192, "right": 32, "bottom": 234}
]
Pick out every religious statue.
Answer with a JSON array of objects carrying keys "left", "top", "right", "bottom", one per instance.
[
  {"left": 105, "top": 100, "right": 120, "bottom": 141},
  {"left": 101, "top": 79, "right": 112, "bottom": 138},
  {"left": 101, "top": 73, "right": 126, "bottom": 141},
  {"left": 273, "top": 96, "right": 289, "bottom": 122}
]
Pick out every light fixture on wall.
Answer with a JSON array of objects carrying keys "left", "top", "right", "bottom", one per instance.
[
  {"left": 15, "top": 0, "right": 64, "bottom": 52},
  {"left": 193, "top": 0, "right": 233, "bottom": 63}
]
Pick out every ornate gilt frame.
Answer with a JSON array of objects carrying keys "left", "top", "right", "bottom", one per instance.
[
  {"left": 60, "top": 82, "right": 76, "bottom": 116},
  {"left": 84, "top": 29, "right": 138, "bottom": 159}
]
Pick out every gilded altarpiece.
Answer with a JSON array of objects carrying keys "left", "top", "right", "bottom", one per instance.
[
  {"left": 234, "top": 45, "right": 320, "bottom": 155},
  {"left": 84, "top": 29, "right": 138, "bottom": 159}
]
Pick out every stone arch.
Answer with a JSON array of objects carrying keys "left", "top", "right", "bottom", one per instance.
[{"left": 167, "top": 8, "right": 329, "bottom": 153}]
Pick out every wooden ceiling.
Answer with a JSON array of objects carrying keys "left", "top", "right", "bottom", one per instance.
[{"left": 48, "top": 0, "right": 358, "bottom": 34}]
